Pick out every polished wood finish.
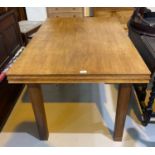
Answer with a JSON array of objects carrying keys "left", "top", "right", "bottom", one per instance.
[
  {"left": 114, "top": 84, "right": 132, "bottom": 141},
  {"left": 7, "top": 17, "right": 151, "bottom": 141},
  {"left": 7, "top": 18, "right": 150, "bottom": 83},
  {"left": 28, "top": 84, "right": 49, "bottom": 140},
  {"left": 0, "top": 7, "right": 27, "bottom": 21},
  {"left": 0, "top": 11, "right": 23, "bottom": 130},
  {"left": 0, "top": 11, "right": 23, "bottom": 72}
]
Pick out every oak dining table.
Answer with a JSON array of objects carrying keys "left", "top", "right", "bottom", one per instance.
[{"left": 7, "top": 17, "right": 150, "bottom": 141}]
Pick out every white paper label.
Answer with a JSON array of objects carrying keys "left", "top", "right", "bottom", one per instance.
[{"left": 80, "top": 70, "right": 87, "bottom": 74}]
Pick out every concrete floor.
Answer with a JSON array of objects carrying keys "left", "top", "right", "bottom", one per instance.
[{"left": 0, "top": 84, "right": 155, "bottom": 147}]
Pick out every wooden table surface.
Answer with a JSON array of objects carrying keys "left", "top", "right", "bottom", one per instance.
[
  {"left": 6, "top": 17, "right": 151, "bottom": 141},
  {"left": 7, "top": 17, "right": 150, "bottom": 83}
]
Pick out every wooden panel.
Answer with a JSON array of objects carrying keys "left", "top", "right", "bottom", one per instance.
[
  {"left": 0, "top": 78, "right": 23, "bottom": 130},
  {"left": 47, "top": 7, "right": 83, "bottom": 18},
  {"left": 0, "top": 9, "right": 23, "bottom": 131},
  {"left": 93, "top": 7, "right": 133, "bottom": 25},
  {"left": 0, "top": 35, "right": 9, "bottom": 69},
  {"left": 47, "top": 7, "right": 83, "bottom": 12},
  {"left": 0, "top": 7, "right": 27, "bottom": 21},
  {"left": 48, "top": 12, "right": 83, "bottom": 18},
  {"left": 7, "top": 18, "right": 150, "bottom": 83},
  {"left": 0, "top": 7, "right": 7, "bottom": 15},
  {"left": 0, "top": 11, "right": 23, "bottom": 72}
]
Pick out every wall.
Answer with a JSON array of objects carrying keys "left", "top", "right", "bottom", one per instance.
[{"left": 26, "top": 7, "right": 47, "bottom": 21}]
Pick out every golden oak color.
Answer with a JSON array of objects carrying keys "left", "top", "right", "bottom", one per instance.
[
  {"left": 6, "top": 17, "right": 151, "bottom": 141},
  {"left": 7, "top": 18, "right": 150, "bottom": 83}
]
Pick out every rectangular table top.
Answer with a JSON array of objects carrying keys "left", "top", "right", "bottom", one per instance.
[{"left": 7, "top": 17, "right": 150, "bottom": 83}]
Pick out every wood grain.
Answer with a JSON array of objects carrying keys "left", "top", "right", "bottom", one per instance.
[
  {"left": 7, "top": 17, "right": 150, "bottom": 83},
  {"left": 93, "top": 7, "right": 133, "bottom": 24},
  {"left": 114, "top": 84, "right": 132, "bottom": 141},
  {"left": 47, "top": 7, "right": 83, "bottom": 18},
  {"left": 28, "top": 84, "right": 49, "bottom": 140}
]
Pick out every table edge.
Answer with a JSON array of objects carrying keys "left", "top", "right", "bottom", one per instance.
[{"left": 7, "top": 74, "right": 150, "bottom": 84}]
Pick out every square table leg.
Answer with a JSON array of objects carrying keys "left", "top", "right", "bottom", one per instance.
[
  {"left": 28, "top": 84, "right": 49, "bottom": 140},
  {"left": 113, "top": 84, "right": 132, "bottom": 141}
]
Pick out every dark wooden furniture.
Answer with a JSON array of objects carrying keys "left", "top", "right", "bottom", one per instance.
[
  {"left": 0, "top": 7, "right": 27, "bottom": 21},
  {"left": 7, "top": 18, "right": 150, "bottom": 141},
  {"left": 0, "top": 11, "right": 23, "bottom": 130},
  {"left": 0, "top": 7, "right": 33, "bottom": 45},
  {"left": 128, "top": 8, "right": 155, "bottom": 125},
  {"left": 0, "top": 11, "right": 23, "bottom": 72}
]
